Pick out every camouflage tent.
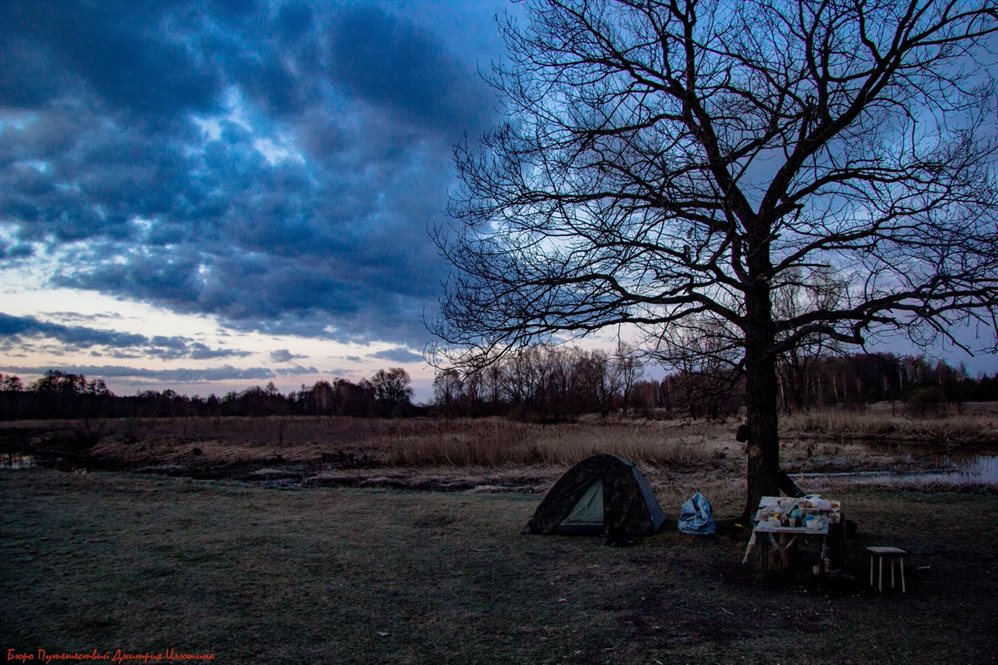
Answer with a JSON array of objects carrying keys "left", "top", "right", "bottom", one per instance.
[{"left": 523, "top": 454, "right": 667, "bottom": 542}]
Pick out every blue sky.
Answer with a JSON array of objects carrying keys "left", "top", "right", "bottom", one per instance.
[
  {"left": 0, "top": 0, "right": 523, "bottom": 398},
  {"left": 1, "top": 0, "right": 994, "bottom": 401}
]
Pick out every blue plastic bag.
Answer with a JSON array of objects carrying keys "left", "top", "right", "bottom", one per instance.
[{"left": 678, "top": 491, "right": 716, "bottom": 535}]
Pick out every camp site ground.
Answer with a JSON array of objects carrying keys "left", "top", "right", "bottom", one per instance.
[{"left": 2, "top": 414, "right": 996, "bottom": 663}]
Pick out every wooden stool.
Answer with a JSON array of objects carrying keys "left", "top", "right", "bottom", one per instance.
[{"left": 867, "top": 546, "right": 907, "bottom": 592}]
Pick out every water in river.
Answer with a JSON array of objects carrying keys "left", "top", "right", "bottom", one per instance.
[
  {"left": 3, "top": 450, "right": 996, "bottom": 487},
  {"left": 902, "top": 454, "right": 997, "bottom": 485},
  {"left": 802, "top": 454, "right": 997, "bottom": 487}
]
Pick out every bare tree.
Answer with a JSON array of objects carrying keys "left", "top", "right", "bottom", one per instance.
[
  {"left": 0, "top": 374, "right": 24, "bottom": 392},
  {"left": 534, "top": 343, "right": 583, "bottom": 418},
  {"left": 371, "top": 368, "right": 414, "bottom": 411},
  {"left": 771, "top": 266, "right": 845, "bottom": 411},
  {"left": 655, "top": 313, "right": 743, "bottom": 418},
  {"left": 614, "top": 342, "right": 645, "bottom": 413},
  {"left": 433, "top": 368, "right": 465, "bottom": 411},
  {"left": 434, "top": 0, "right": 997, "bottom": 516},
  {"left": 576, "top": 348, "right": 622, "bottom": 415},
  {"left": 499, "top": 345, "right": 545, "bottom": 404}
]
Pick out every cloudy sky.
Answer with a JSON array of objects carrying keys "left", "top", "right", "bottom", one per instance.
[
  {"left": 0, "top": 0, "right": 527, "bottom": 399},
  {"left": 1, "top": 0, "right": 994, "bottom": 402}
]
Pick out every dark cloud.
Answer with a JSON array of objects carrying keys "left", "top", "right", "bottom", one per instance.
[
  {"left": 0, "top": 312, "right": 147, "bottom": 348},
  {"left": 0, "top": 237, "right": 33, "bottom": 260},
  {"left": 0, "top": 313, "right": 246, "bottom": 361},
  {"left": 209, "top": 0, "right": 259, "bottom": 21},
  {"left": 0, "top": 1, "right": 222, "bottom": 118},
  {"left": 0, "top": 0, "right": 502, "bottom": 353},
  {"left": 189, "top": 342, "right": 249, "bottom": 360},
  {"left": 270, "top": 349, "right": 306, "bottom": 363},
  {"left": 276, "top": 2, "right": 314, "bottom": 41},
  {"left": 5, "top": 364, "right": 277, "bottom": 384},
  {"left": 274, "top": 364, "right": 320, "bottom": 376},
  {"left": 326, "top": 5, "right": 494, "bottom": 135},
  {"left": 370, "top": 347, "right": 424, "bottom": 364}
]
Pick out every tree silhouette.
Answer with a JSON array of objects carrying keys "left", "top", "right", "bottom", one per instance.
[
  {"left": 371, "top": 367, "right": 414, "bottom": 411},
  {"left": 434, "top": 0, "right": 997, "bottom": 516}
]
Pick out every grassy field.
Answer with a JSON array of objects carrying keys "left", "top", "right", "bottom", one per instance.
[
  {"left": 2, "top": 468, "right": 996, "bottom": 664},
  {"left": 4, "top": 409, "right": 995, "bottom": 488}
]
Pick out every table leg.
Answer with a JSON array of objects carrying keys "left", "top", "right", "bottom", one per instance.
[
  {"left": 900, "top": 557, "right": 906, "bottom": 593},
  {"left": 742, "top": 531, "right": 757, "bottom": 565},
  {"left": 869, "top": 554, "right": 874, "bottom": 587},
  {"left": 879, "top": 555, "right": 883, "bottom": 592}
]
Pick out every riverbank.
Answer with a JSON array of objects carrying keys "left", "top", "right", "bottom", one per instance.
[{"left": 2, "top": 411, "right": 996, "bottom": 495}]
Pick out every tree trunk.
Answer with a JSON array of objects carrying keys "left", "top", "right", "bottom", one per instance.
[
  {"left": 743, "top": 336, "right": 782, "bottom": 520},
  {"left": 742, "top": 259, "right": 782, "bottom": 521}
]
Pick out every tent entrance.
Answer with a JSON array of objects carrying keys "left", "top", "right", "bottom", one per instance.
[{"left": 556, "top": 480, "right": 605, "bottom": 535}]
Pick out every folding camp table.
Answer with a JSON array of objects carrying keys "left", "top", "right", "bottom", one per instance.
[{"left": 742, "top": 495, "right": 840, "bottom": 574}]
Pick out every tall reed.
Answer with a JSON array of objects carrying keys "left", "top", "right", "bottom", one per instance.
[{"left": 385, "top": 420, "right": 712, "bottom": 468}]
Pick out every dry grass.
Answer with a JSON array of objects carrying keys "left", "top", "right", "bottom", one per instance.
[
  {"left": 5, "top": 408, "right": 993, "bottom": 488},
  {"left": 6, "top": 416, "right": 724, "bottom": 470},
  {"left": 780, "top": 406, "right": 998, "bottom": 444},
  {"left": 2, "top": 468, "right": 996, "bottom": 664},
  {"left": 385, "top": 419, "right": 714, "bottom": 469}
]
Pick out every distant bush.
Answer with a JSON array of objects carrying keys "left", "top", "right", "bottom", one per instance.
[{"left": 907, "top": 386, "right": 949, "bottom": 418}]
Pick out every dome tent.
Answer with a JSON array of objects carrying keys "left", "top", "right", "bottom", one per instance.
[{"left": 523, "top": 454, "right": 667, "bottom": 542}]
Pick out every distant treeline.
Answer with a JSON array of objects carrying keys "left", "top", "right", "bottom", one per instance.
[
  {"left": 429, "top": 346, "right": 998, "bottom": 420},
  {"left": 0, "top": 367, "right": 417, "bottom": 421},
  {"left": 1, "top": 350, "right": 995, "bottom": 421},
  {"left": 658, "top": 351, "right": 998, "bottom": 419}
]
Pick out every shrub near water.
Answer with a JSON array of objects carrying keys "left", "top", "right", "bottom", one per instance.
[{"left": 906, "top": 386, "right": 950, "bottom": 418}]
